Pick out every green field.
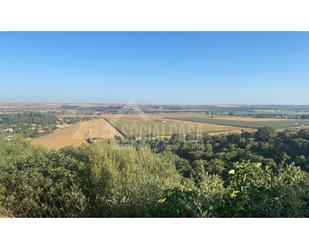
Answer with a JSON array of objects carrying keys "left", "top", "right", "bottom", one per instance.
[
  {"left": 170, "top": 116, "right": 309, "bottom": 129},
  {"left": 105, "top": 117, "right": 227, "bottom": 137}
]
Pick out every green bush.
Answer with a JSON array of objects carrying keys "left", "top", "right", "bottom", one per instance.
[
  {"left": 72, "top": 143, "right": 182, "bottom": 217},
  {"left": 1, "top": 134, "right": 309, "bottom": 217},
  {"left": 222, "top": 162, "right": 309, "bottom": 217},
  {"left": 0, "top": 140, "right": 182, "bottom": 217},
  {"left": 0, "top": 149, "right": 86, "bottom": 217}
]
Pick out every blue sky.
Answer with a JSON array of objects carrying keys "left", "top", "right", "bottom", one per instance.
[{"left": 0, "top": 32, "right": 309, "bottom": 105}]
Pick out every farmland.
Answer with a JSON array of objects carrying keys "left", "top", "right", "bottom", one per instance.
[
  {"left": 32, "top": 118, "right": 122, "bottom": 149},
  {"left": 3, "top": 105, "right": 309, "bottom": 218},
  {"left": 28, "top": 112, "right": 309, "bottom": 150},
  {"left": 170, "top": 116, "right": 309, "bottom": 129},
  {"left": 104, "top": 115, "right": 242, "bottom": 137}
]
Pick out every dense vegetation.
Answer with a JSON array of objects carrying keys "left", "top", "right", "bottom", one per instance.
[
  {"left": 0, "top": 136, "right": 182, "bottom": 217},
  {"left": 0, "top": 112, "right": 58, "bottom": 138},
  {"left": 0, "top": 112, "right": 57, "bottom": 126},
  {"left": 0, "top": 127, "right": 309, "bottom": 217},
  {"left": 124, "top": 127, "right": 309, "bottom": 172},
  {"left": 0, "top": 112, "right": 91, "bottom": 139}
]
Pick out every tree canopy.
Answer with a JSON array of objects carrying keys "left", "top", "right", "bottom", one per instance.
[{"left": 1, "top": 128, "right": 309, "bottom": 217}]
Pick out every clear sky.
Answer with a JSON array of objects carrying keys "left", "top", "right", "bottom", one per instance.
[{"left": 0, "top": 32, "right": 309, "bottom": 105}]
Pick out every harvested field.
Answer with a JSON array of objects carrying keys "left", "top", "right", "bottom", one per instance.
[
  {"left": 32, "top": 118, "right": 122, "bottom": 149},
  {"left": 169, "top": 118, "right": 254, "bottom": 133},
  {"left": 104, "top": 114, "right": 243, "bottom": 137}
]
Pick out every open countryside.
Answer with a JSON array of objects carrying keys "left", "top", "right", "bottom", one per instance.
[
  {"left": 2, "top": 32, "right": 309, "bottom": 218},
  {"left": 170, "top": 115, "right": 309, "bottom": 129},
  {"left": 32, "top": 118, "right": 122, "bottom": 149},
  {"left": 104, "top": 114, "right": 241, "bottom": 137},
  {"left": 31, "top": 113, "right": 247, "bottom": 148},
  {"left": 29, "top": 110, "right": 309, "bottom": 149}
]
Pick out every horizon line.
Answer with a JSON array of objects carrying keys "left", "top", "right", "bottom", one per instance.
[{"left": 1, "top": 102, "right": 309, "bottom": 107}]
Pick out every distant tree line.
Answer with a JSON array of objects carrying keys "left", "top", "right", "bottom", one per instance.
[
  {"left": 0, "top": 112, "right": 57, "bottom": 126},
  {"left": 0, "top": 112, "right": 59, "bottom": 139},
  {"left": 0, "top": 112, "right": 92, "bottom": 139}
]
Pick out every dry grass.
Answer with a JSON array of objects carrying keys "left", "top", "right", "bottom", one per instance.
[
  {"left": 32, "top": 113, "right": 263, "bottom": 149},
  {"left": 168, "top": 118, "right": 254, "bottom": 133},
  {"left": 104, "top": 114, "right": 249, "bottom": 137},
  {"left": 32, "top": 118, "right": 122, "bottom": 149}
]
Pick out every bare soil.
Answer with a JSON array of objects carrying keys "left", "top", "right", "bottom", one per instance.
[{"left": 32, "top": 118, "right": 122, "bottom": 149}]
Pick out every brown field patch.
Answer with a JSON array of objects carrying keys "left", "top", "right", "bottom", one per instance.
[
  {"left": 102, "top": 113, "right": 164, "bottom": 119},
  {"left": 104, "top": 114, "right": 252, "bottom": 136},
  {"left": 32, "top": 118, "right": 122, "bottom": 149},
  {"left": 164, "top": 118, "right": 255, "bottom": 133},
  {"left": 166, "top": 118, "right": 255, "bottom": 132}
]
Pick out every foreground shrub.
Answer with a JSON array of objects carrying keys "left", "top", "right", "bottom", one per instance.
[
  {"left": 0, "top": 140, "right": 182, "bottom": 217},
  {"left": 157, "top": 162, "right": 309, "bottom": 218},
  {"left": 0, "top": 150, "right": 86, "bottom": 217},
  {"left": 157, "top": 174, "right": 226, "bottom": 217},
  {"left": 223, "top": 162, "right": 309, "bottom": 217},
  {"left": 68, "top": 142, "right": 182, "bottom": 217},
  {"left": 1, "top": 136, "right": 309, "bottom": 217}
]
